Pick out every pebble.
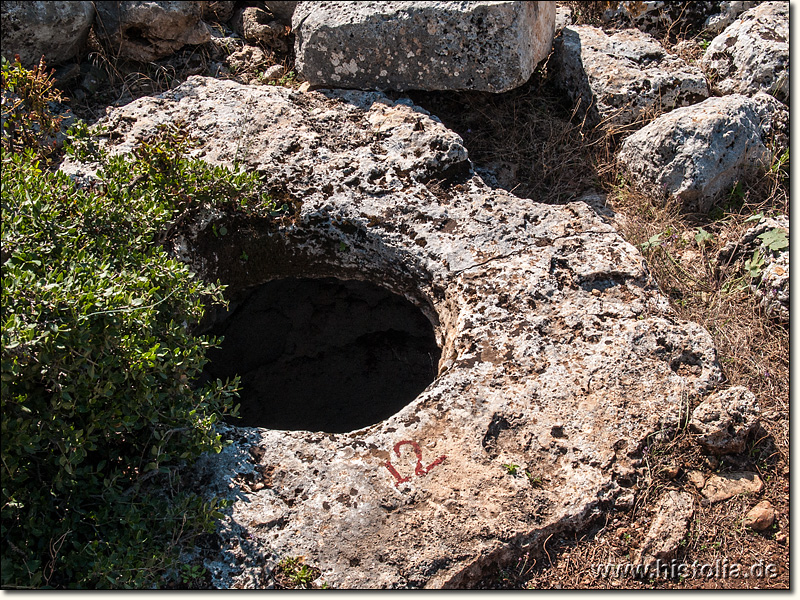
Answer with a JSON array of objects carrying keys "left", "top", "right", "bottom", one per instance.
[{"left": 744, "top": 500, "right": 775, "bottom": 531}]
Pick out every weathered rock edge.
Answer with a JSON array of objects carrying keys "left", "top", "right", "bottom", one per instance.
[{"left": 65, "top": 77, "right": 723, "bottom": 588}]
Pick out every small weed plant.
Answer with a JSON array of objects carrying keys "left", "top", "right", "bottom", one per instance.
[{"left": 1, "top": 60, "right": 278, "bottom": 588}]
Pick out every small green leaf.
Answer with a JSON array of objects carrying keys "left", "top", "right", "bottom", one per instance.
[
  {"left": 640, "top": 233, "right": 662, "bottom": 251},
  {"left": 694, "top": 228, "right": 714, "bottom": 247},
  {"left": 745, "top": 212, "right": 764, "bottom": 223},
  {"left": 757, "top": 228, "right": 788, "bottom": 253}
]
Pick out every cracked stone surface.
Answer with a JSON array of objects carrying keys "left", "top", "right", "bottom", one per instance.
[
  {"left": 553, "top": 25, "right": 708, "bottom": 129},
  {"left": 292, "top": 1, "right": 555, "bottom": 92},
  {"left": 62, "top": 77, "right": 724, "bottom": 588}
]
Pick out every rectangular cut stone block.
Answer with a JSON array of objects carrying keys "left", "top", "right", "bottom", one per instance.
[{"left": 293, "top": 1, "right": 556, "bottom": 92}]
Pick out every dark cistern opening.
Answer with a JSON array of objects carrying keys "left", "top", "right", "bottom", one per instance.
[{"left": 202, "top": 278, "right": 441, "bottom": 433}]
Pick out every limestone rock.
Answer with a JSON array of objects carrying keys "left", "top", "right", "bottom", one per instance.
[
  {"left": 636, "top": 491, "right": 694, "bottom": 569},
  {"left": 66, "top": 77, "right": 724, "bottom": 588},
  {"left": 702, "top": 2, "right": 788, "bottom": 103},
  {"left": 231, "top": 6, "right": 288, "bottom": 53},
  {"left": 690, "top": 386, "right": 760, "bottom": 455},
  {"left": 292, "top": 1, "right": 556, "bottom": 92},
  {"left": 744, "top": 500, "right": 775, "bottom": 531},
  {"left": 94, "top": 1, "right": 211, "bottom": 63},
  {"left": 704, "top": 1, "right": 760, "bottom": 34},
  {"left": 718, "top": 215, "right": 789, "bottom": 322},
  {"left": 552, "top": 26, "right": 708, "bottom": 129},
  {"left": 616, "top": 94, "right": 780, "bottom": 213},
  {"left": 0, "top": 1, "right": 94, "bottom": 67},
  {"left": 603, "top": 1, "right": 718, "bottom": 36},
  {"left": 265, "top": 1, "right": 300, "bottom": 25},
  {"left": 200, "top": 1, "right": 236, "bottom": 24},
  {"left": 701, "top": 472, "right": 763, "bottom": 504},
  {"left": 686, "top": 470, "right": 706, "bottom": 490}
]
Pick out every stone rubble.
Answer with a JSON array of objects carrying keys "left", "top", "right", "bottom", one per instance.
[
  {"left": 689, "top": 386, "right": 760, "bottom": 455},
  {"left": 552, "top": 25, "right": 708, "bottom": 129},
  {"left": 702, "top": 1, "right": 789, "bottom": 103},
  {"left": 231, "top": 6, "right": 288, "bottom": 54},
  {"left": 701, "top": 472, "right": 763, "bottom": 504},
  {"left": 636, "top": 491, "right": 694, "bottom": 570},
  {"left": 62, "top": 76, "right": 725, "bottom": 588},
  {"left": 292, "top": 1, "right": 556, "bottom": 92}
]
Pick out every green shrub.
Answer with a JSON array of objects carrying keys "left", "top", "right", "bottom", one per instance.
[{"left": 1, "top": 62, "right": 276, "bottom": 589}]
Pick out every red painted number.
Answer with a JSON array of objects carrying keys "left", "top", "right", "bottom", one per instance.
[{"left": 384, "top": 440, "right": 446, "bottom": 487}]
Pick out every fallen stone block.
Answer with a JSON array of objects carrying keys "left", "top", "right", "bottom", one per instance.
[
  {"left": 616, "top": 94, "right": 784, "bottom": 213},
  {"left": 94, "top": 0, "right": 211, "bottom": 63},
  {"left": 292, "top": 1, "right": 555, "bottom": 92},
  {"left": 553, "top": 25, "right": 708, "bottom": 129},
  {"left": 702, "top": 1, "right": 788, "bottom": 103},
  {"left": 0, "top": 1, "right": 94, "bottom": 67}
]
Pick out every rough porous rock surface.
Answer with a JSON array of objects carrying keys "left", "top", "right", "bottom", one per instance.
[
  {"left": 603, "top": 1, "right": 718, "bottom": 35},
  {"left": 94, "top": 0, "right": 211, "bottom": 63},
  {"left": 701, "top": 472, "right": 763, "bottom": 504},
  {"left": 552, "top": 26, "right": 708, "bottom": 129},
  {"left": 616, "top": 94, "right": 784, "bottom": 213},
  {"left": 200, "top": 1, "right": 236, "bottom": 24},
  {"left": 704, "top": 1, "right": 760, "bottom": 33},
  {"left": 689, "top": 386, "right": 760, "bottom": 455},
  {"left": 744, "top": 500, "right": 775, "bottom": 531},
  {"left": 231, "top": 6, "right": 288, "bottom": 53},
  {"left": 718, "top": 215, "right": 789, "bottom": 322},
  {"left": 636, "top": 491, "right": 694, "bottom": 569},
  {"left": 702, "top": 1, "right": 789, "bottom": 103},
  {"left": 292, "top": 1, "right": 556, "bottom": 92},
  {"left": 0, "top": 1, "right": 94, "bottom": 67},
  {"left": 65, "top": 76, "right": 724, "bottom": 588}
]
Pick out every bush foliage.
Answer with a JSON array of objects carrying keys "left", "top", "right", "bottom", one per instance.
[{"left": 1, "top": 59, "right": 273, "bottom": 588}]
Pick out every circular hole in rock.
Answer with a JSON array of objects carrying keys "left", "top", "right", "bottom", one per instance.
[{"left": 202, "top": 277, "right": 441, "bottom": 433}]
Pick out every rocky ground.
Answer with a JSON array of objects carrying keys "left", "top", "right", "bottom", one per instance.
[{"left": 4, "top": 0, "right": 788, "bottom": 590}]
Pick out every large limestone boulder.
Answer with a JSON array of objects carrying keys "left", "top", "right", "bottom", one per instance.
[
  {"left": 616, "top": 94, "right": 785, "bottom": 213},
  {"left": 0, "top": 1, "right": 94, "bottom": 67},
  {"left": 689, "top": 386, "right": 760, "bottom": 455},
  {"left": 66, "top": 77, "right": 723, "bottom": 588},
  {"left": 93, "top": 1, "right": 211, "bottom": 63},
  {"left": 292, "top": 1, "right": 556, "bottom": 92},
  {"left": 702, "top": 1, "right": 789, "bottom": 103},
  {"left": 553, "top": 25, "right": 708, "bottom": 129}
]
